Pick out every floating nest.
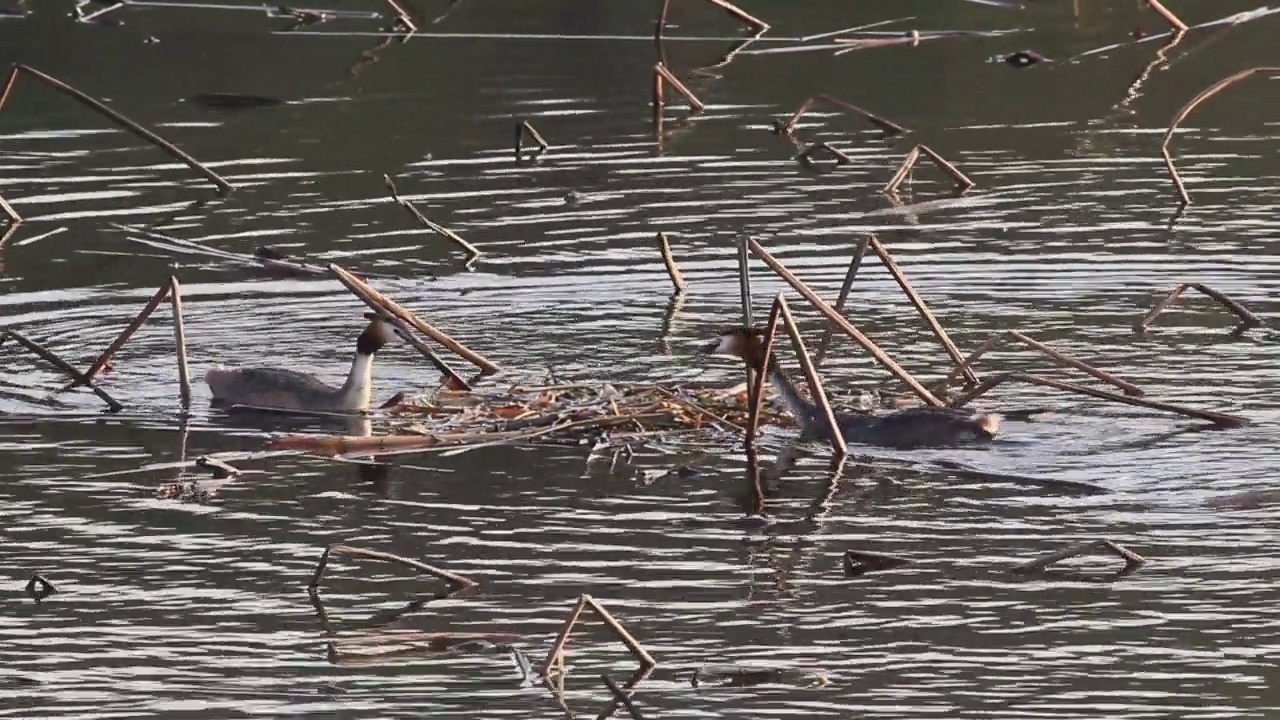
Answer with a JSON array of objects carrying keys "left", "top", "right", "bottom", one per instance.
[{"left": 269, "top": 381, "right": 801, "bottom": 459}]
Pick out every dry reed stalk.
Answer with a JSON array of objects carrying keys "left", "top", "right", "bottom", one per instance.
[
  {"left": 747, "top": 238, "right": 945, "bottom": 407},
  {"left": 0, "top": 220, "right": 20, "bottom": 250},
  {"left": 517, "top": 120, "right": 549, "bottom": 152},
  {"left": 1161, "top": 66, "right": 1280, "bottom": 205},
  {"left": 540, "top": 594, "right": 656, "bottom": 677},
  {"left": 366, "top": 310, "right": 470, "bottom": 390},
  {"left": 884, "top": 144, "right": 975, "bottom": 194},
  {"left": 775, "top": 294, "right": 847, "bottom": 456},
  {"left": 745, "top": 296, "right": 783, "bottom": 448},
  {"left": 881, "top": 146, "right": 920, "bottom": 195},
  {"left": 652, "top": 68, "right": 665, "bottom": 134},
  {"left": 328, "top": 263, "right": 500, "bottom": 375},
  {"left": 843, "top": 549, "right": 911, "bottom": 576},
  {"left": 736, "top": 236, "right": 756, "bottom": 389},
  {"left": 867, "top": 236, "right": 977, "bottom": 385},
  {"left": 814, "top": 238, "right": 869, "bottom": 368},
  {"left": 796, "top": 142, "right": 853, "bottom": 167},
  {"left": 601, "top": 674, "right": 646, "bottom": 720},
  {"left": 79, "top": 1, "right": 125, "bottom": 22},
  {"left": 195, "top": 456, "right": 240, "bottom": 478},
  {"left": 780, "top": 95, "right": 907, "bottom": 136},
  {"left": 310, "top": 543, "right": 477, "bottom": 591},
  {"left": 1135, "top": 282, "right": 1264, "bottom": 332},
  {"left": 950, "top": 371, "right": 1246, "bottom": 428},
  {"left": 653, "top": 63, "right": 705, "bottom": 113},
  {"left": 0, "top": 65, "right": 233, "bottom": 194},
  {"left": 655, "top": 0, "right": 672, "bottom": 41},
  {"left": 933, "top": 330, "right": 1142, "bottom": 397},
  {"left": 0, "top": 194, "right": 20, "bottom": 223},
  {"left": 169, "top": 276, "right": 192, "bottom": 409},
  {"left": 1145, "top": 0, "right": 1188, "bottom": 32},
  {"left": 702, "top": 0, "right": 770, "bottom": 31},
  {"left": 655, "top": 232, "right": 687, "bottom": 293},
  {"left": 76, "top": 281, "right": 172, "bottom": 386},
  {"left": 1012, "top": 538, "right": 1146, "bottom": 574},
  {"left": 2, "top": 330, "right": 124, "bottom": 411},
  {"left": 383, "top": 174, "right": 481, "bottom": 262},
  {"left": 1006, "top": 330, "right": 1144, "bottom": 397},
  {"left": 382, "top": 0, "right": 418, "bottom": 31}
]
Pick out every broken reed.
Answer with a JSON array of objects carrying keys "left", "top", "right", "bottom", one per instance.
[
  {"left": 778, "top": 94, "right": 908, "bottom": 136},
  {"left": 0, "top": 193, "right": 19, "bottom": 223},
  {"left": 329, "top": 263, "right": 500, "bottom": 375},
  {"left": 1013, "top": 538, "right": 1146, "bottom": 576},
  {"left": 774, "top": 293, "right": 847, "bottom": 456},
  {"left": 1161, "top": 66, "right": 1279, "bottom": 205},
  {"left": 747, "top": 238, "right": 946, "bottom": 407},
  {"left": 1145, "top": 0, "right": 1188, "bottom": 32},
  {"left": 0, "top": 64, "right": 232, "bottom": 194},
  {"left": 1135, "top": 282, "right": 1264, "bottom": 333},
  {"left": 813, "top": 238, "right": 868, "bottom": 368},
  {"left": 382, "top": 0, "right": 418, "bottom": 31},
  {"left": 383, "top": 174, "right": 482, "bottom": 263},
  {"left": 540, "top": 593, "right": 656, "bottom": 677},
  {"left": 929, "top": 329, "right": 1144, "bottom": 398},
  {"left": 883, "top": 144, "right": 974, "bottom": 195},
  {"left": 514, "top": 120, "right": 549, "bottom": 160},
  {"left": 310, "top": 543, "right": 477, "bottom": 592},
  {"left": 655, "top": 0, "right": 770, "bottom": 41},
  {"left": 0, "top": 330, "right": 124, "bottom": 411},
  {"left": 653, "top": 62, "right": 705, "bottom": 114},
  {"left": 655, "top": 232, "right": 687, "bottom": 292}
]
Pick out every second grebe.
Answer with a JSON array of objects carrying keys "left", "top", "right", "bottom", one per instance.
[
  {"left": 204, "top": 317, "right": 396, "bottom": 411},
  {"left": 705, "top": 327, "right": 1001, "bottom": 449}
]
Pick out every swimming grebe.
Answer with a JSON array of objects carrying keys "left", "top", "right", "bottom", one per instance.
[
  {"left": 705, "top": 327, "right": 1001, "bottom": 449},
  {"left": 204, "top": 317, "right": 395, "bottom": 411}
]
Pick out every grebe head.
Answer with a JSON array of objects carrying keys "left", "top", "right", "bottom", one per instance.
[
  {"left": 356, "top": 315, "right": 397, "bottom": 356},
  {"left": 703, "top": 327, "right": 766, "bottom": 365}
]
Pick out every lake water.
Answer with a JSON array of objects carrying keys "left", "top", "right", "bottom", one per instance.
[{"left": 2, "top": 1, "right": 1279, "bottom": 718}]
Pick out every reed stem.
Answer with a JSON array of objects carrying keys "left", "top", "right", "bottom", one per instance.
[
  {"left": 747, "top": 238, "right": 944, "bottom": 407},
  {"left": 1136, "top": 282, "right": 1264, "bottom": 332},
  {"left": 77, "top": 281, "right": 172, "bottom": 385},
  {"left": 329, "top": 263, "right": 500, "bottom": 375},
  {"left": 1144, "top": 0, "right": 1187, "bottom": 32},
  {"left": 366, "top": 310, "right": 471, "bottom": 390},
  {"left": 868, "top": 236, "right": 977, "bottom": 384},
  {"left": 169, "top": 277, "right": 192, "bottom": 409},
  {"left": 310, "top": 543, "right": 477, "bottom": 591},
  {"left": 0, "top": 194, "right": 20, "bottom": 223},
  {"left": 383, "top": 174, "right": 482, "bottom": 262},
  {"left": 1013, "top": 538, "right": 1146, "bottom": 574},
  {"left": 3, "top": 330, "right": 124, "bottom": 411},
  {"left": 776, "top": 294, "right": 847, "bottom": 456},
  {"left": 656, "top": 232, "right": 687, "bottom": 292},
  {"left": 1006, "top": 330, "right": 1143, "bottom": 397},
  {"left": 382, "top": 0, "right": 418, "bottom": 31},
  {"left": 653, "top": 63, "right": 705, "bottom": 113},
  {"left": 814, "top": 237, "right": 868, "bottom": 368},
  {"left": 745, "top": 297, "right": 782, "bottom": 449},
  {"left": 541, "top": 595, "right": 589, "bottom": 676},
  {"left": 0, "top": 65, "right": 232, "bottom": 194}
]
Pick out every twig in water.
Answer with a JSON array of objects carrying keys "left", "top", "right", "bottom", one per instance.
[
  {"left": 195, "top": 456, "right": 240, "bottom": 478},
  {"left": 383, "top": 174, "right": 482, "bottom": 264},
  {"left": 169, "top": 276, "right": 192, "bottom": 409},
  {"left": 795, "top": 141, "right": 853, "bottom": 169},
  {"left": 1161, "top": 66, "right": 1280, "bottom": 206},
  {"left": 382, "top": 0, "right": 418, "bottom": 31},
  {"left": 736, "top": 236, "right": 756, "bottom": 390},
  {"left": 0, "top": 220, "right": 20, "bottom": 250},
  {"left": 78, "top": 1, "right": 125, "bottom": 22},
  {"left": 883, "top": 144, "right": 975, "bottom": 195},
  {"left": 747, "top": 238, "right": 945, "bottom": 407},
  {"left": 814, "top": 237, "right": 868, "bottom": 368},
  {"left": 1135, "top": 282, "right": 1264, "bottom": 333},
  {"left": 1013, "top": 538, "right": 1146, "bottom": 575},
  {"left": 745, "top": 296, "right": 783, "bottom": 449},
  {"left": 868, "top": 236, "right": 977, "bottom": 385},
  {"left": 777, "top": 94, "right": 908, "bottom": 136},
  {"left": 0, "top": 194, "right": 20, "bottom": 223},
  {"left": 655, "top": 232, "right": 687, "bottom": 293},
  {"left": 2, "top": 330, "right": 124, "bottom": 411},
  {"left": 310, "top": 543, "right": 477, "bottom": 592},
  {"left": 653, "top": 63, "right": 705, "bottom": 113},
  {"left": 601, "top": 674, "right": 647, "bottom": 720},
  {"left": 843, "top": 549, "right": 911, "bottom": 576},
  {"left": 775, "top": 293, "right": 847, "bottom": 456},
  {"left": 329, "top": 263, "right": 500, "bottom": 375},
  {"left": 0, "top": 65, "right": 232, "bottom": 194},
  {"left": 26, "top": 574, "right": 56, "bottom": 602},
  {"left": 931, "top": 329, "right": 1143, "bottom": 397},
  {"left": 950, "top": 371, "right": 1247, "bottom": 428},
  {"left": 1145, "top": 0, "right": 1188, "bottom": 32},
  {"left": 540, "top": 594, "right": 656, "bottom": 678},
  {"left": 656, "top": 0, "right": 769, "bottom": 35},
  {"left": 71, "top": 280, "right": 172, "bottom": 388},
  {"left": 515, "top": 120, "right": 549, "bottom": 161}
]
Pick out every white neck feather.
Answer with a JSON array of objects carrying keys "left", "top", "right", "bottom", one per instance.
[{"left": 338, "top": 352, "right": 375, "bottom": 409}]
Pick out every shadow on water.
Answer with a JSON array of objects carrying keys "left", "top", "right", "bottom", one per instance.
[{"left": 1, "top": 0, "right": 1279, "bottom": 718}]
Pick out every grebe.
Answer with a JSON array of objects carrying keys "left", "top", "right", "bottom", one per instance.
[
  {"left": 705, "top": 327, "right": 1001, "bottom": 449},
  {"left": 204, "top": 317, "right": 395, "bottom": 411}
]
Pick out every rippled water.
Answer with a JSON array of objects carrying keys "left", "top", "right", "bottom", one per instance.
[{"left": 2, "top": 1, "right": 1280, "bottom": 718}]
